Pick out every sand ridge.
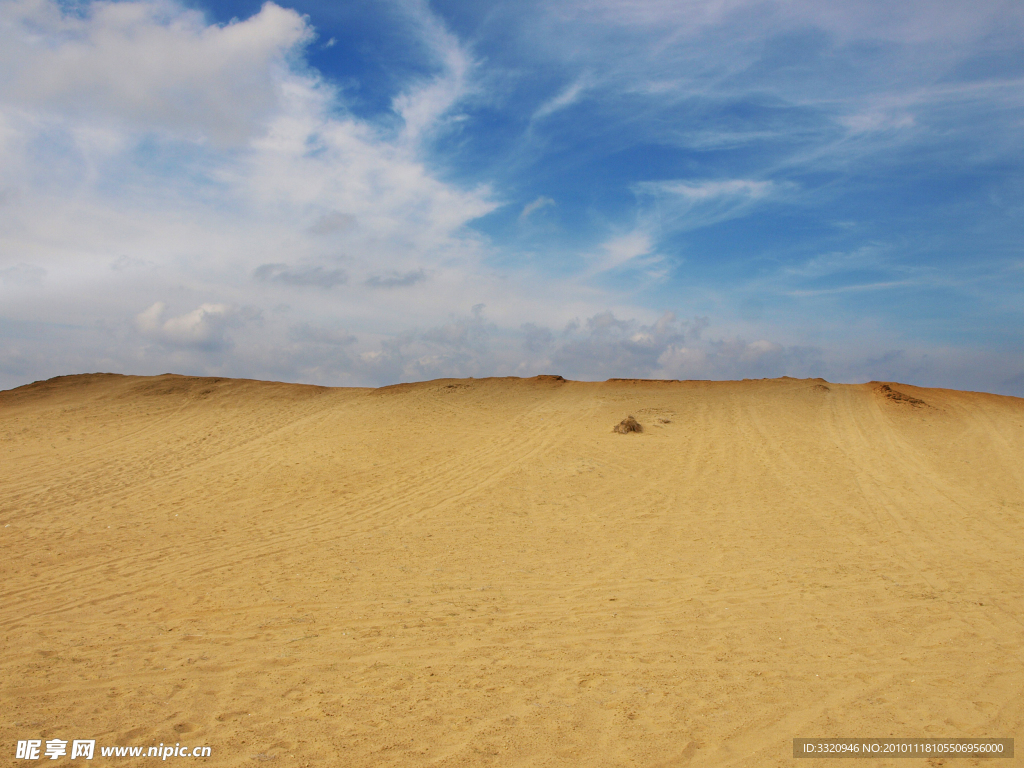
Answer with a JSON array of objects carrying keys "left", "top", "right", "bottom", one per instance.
[{"left": 2, "top": 373, "right": 1023, "bottom": 766}]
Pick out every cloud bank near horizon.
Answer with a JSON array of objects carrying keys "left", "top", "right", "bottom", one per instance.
[{"left": 0, "top": 0, "right": 1021, "bottom": 395}]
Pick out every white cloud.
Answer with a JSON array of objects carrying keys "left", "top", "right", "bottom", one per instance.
[
  {"left": 785, "top": 280, "right": 918, "bottom": 297},
  {"left": 517, "top": 0, "right": 1024, "bottom": 176},
  {"left": 288, "top": 323, "right": 356, "bottom": 346},
  {"left": 0, "top": 0, "right": 498, "bottom": 345},
  {"left": 1, "top": 0, "right": 1020, "bottom": 398},
  {"left": 136, "top": 301, "right": 245, "bottom": 350},
  {"left": 633, "top": 178, "right": 782, "bottom": 232},
  {"left": 551, "top": 0, "right": 1019, "bottom": 47},
  {"left": 519, "top": 196, "right": 555, "bottom": 221},
  {"left": 839, "top": 110, "right": 916, "bottom": 134},
  {"left": 783, "top": 245, "right": 887, "bottom": 279},
  {"left": 532, "top": 77, "right": 590, "bottom": 121},
  {"left": 0, "top": 263, "right": 47, "bottom": 285},
  {"left": 365, "top": 269, "right": 428, "bottom": 289},
  {"left": 777, "top": 0, "right": 1019, "bottom": 45},
  {"left": 656, "top": 337, "right": 804, "bottom": 380},
  {"left": 253, "top": 262, "right": 349, "bottom": 288},
  {"left": 649, "top": 179, "right": 774, "bottom": 201},
  {"left": 111, "top": 255, "right": 152, "bottom": 271},
  {"left": 0, "top": 0, "right": 311, "bottom": 144},
  {"left": 390, "top": 0, "right": 476, "bottom": 144},
  {"left": 589, "top": 230, "right": 656, "bottom": 273},
  {"left": 545, "top": 0, "right": 751, "bottom": 32},
  {"left": 576, "top": 183, "right": 775, "bottom": 278}
]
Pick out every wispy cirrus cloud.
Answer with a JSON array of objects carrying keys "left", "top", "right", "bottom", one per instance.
[
  {"left": 519, "top": 196, "right": 555, "bottom": 221},
  {"left": 531, "top": 77, "right": 591, "bottom": 122},
  {"left": 587, "top": 230, "right": 657, "bottom": 274},
  {"left": 391, "top": 0, "right": 477, "bottom": 145},
  {"left": 632, "top": 178, "right": 781, "bottom": 233}
]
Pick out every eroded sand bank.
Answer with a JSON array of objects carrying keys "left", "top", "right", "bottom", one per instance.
[{"left": 2, "top": 374, "right": 1022, "bottom": 766}]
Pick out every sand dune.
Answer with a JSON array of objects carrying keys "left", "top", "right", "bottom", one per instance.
[{"left": 2, "top": 373, "right": 1022, "bottom": 767}]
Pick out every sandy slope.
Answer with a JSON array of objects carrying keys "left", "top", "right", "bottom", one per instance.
[{"left": 1, "top": 373, "right": 1022, "bottom": 767}]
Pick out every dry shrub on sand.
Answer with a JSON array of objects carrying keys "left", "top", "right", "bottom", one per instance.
[{"left": 614, "top": 416, "right": 643, "bottom": 434}]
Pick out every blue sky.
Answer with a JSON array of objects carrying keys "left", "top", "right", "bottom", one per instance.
[{"left": 0, "top": 0, "right": 1022, "bottom": 393}]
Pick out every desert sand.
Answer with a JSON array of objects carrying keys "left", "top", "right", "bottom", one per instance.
[{"left": 2, "top": 373, "right": 1022, "bottom": 767}]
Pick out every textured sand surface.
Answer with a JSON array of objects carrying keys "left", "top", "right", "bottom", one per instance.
[{"left": 2, "top": 373, "right": 1023, "bottom": 767}]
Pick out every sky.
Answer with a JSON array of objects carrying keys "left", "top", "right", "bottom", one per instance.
[{"left": 1, "top": 0, "right": 1022, "bottom": 394}]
